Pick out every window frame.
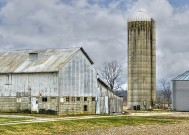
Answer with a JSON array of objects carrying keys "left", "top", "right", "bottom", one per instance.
[
  {"left": 84, "top": 105, "right": 88, "bottom": 111},
  {"left": 84, "top": 97, "right": 87, "bottom": 101},
  {"left": 92, "top": 97, "right": 95, "bottom": 101},
  {"left": 42, "top": 97, "right": 47, "bottom": 102},
  {"left": 71, "top": 97, "right": 75, "bottom": 102},
  {"left": 77, "top": 97, "right": 80, "bottom": 101},
  {"left": 66, "top": 97, "right": 69, "bottom": 102}
]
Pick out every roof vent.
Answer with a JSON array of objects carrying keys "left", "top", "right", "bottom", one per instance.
[{"left": 29, "top": 53, "right": 38, "bottom": 60}]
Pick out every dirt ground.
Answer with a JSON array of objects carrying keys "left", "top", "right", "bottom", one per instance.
[
  {"left": 129, "top": 111, "right": 189, "bottom": 117},
  {"left": 73, "top": 122, "right": 189, "bottom": 135},
  {"left": 74, "top": 112, "right": 189, "bottom": 135}
]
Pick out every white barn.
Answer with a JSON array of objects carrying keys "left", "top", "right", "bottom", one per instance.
[
  {"left": 172, "top": 71, "right": 189, "bottom": 111},
  {"left": 0, "top": 47, "right": 123, "bottom": 115}
]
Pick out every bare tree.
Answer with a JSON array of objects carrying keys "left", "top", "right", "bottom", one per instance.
[
  {"left": 100, "top": 60, "right": 123, "bottom": 91},
  {"left": 159, "top": 78, "right": 172, "bottom": 108}
]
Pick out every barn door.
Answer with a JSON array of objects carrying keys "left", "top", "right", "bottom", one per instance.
[
  {"left": 105, "top": 96, "right": 109, "bottom": 114},
  {"left": 31, "top": 97, "right": 39, "bottom": 113}
]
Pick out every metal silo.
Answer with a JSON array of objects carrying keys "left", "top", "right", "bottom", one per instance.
[{"left": 127, "top": 11, "right": 156, "bottom": 110}]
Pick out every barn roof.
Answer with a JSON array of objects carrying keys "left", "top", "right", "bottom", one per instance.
[
  {"left": 172, "top": 71, "right": 189, "bottom": 81},
  {"left": 97, "top": 78, "right": 114, "bottom": 93},
  {"left": 0, "top": 47, "right": 93, "bottom": 73}
]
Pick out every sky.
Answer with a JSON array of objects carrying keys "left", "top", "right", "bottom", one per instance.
[{"left": 0, "top": 0, "right": 189, "bottom": 90}]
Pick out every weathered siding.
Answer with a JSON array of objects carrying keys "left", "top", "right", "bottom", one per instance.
[
  {"left": 0, "top": 73, "right": 58, "bottom": 96},
  {"left": 57, "top": 50, "right": 98, "bottom": 114},
  {"left": 0, "top": 73, "right": 58, "bottom": 112},
  {"left": 109, "top": 94, "right": 123, "bottom": 113},
  {"left": 59, "top": 50, "right": 97, "bottom": 96},
  {"left": 97, "top": 80, "right": 123, "bottom": 114}
]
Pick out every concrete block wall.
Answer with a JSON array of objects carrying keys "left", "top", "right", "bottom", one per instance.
[
  {"left": 58, "top": 96, "right": 96, "bottom": 115},
  {"left": 38, "top": 97, "right": 58, "bottom": 111},
  {"left": 0, "top": 97, "right": 29, "bottom": 112}
]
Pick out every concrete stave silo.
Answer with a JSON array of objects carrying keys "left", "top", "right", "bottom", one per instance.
[{"left": 127, "top": 11, "right": 156, "bottom": 110}]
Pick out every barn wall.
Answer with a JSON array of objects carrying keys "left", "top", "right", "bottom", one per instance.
[
  {"left": 0, "top": 73, "right": 58, "bottom": 112},
  {"left": 59, "top": 50, "right": 98, "bottom": 96},
  {"left": 98, "top": 81, "right": 123, "bottom": 114},
  {"left": 58, "top": 96, "right": 96, "bottom": 115},
  {"left": 58, "top": 50, "right": 98, "bottom": 114},
  {"left": 0, "top": 73, "right": 58, "bottom": 96},
  {"left": 172, "top": 81, "right": 189, "bottom": 111},
  {"left": 98, "top": 82, "right": 109, "bottom": 114}
]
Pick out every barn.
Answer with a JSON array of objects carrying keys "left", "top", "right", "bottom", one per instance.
[
  {"left": 172, "top": 71, "right": 189, "bottom": 111},
  {"left": 0, "top": 47, "right": 123, "bottom": 115}
]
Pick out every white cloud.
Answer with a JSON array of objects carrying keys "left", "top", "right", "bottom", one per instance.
[{"left": 0, "top": 0, "right": 189, "bottom": 88}]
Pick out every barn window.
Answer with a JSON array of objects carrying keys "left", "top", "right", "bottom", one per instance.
[
  {"left": 42, "top": 97, "right": 47, "bottom": 102},
  {"left": 16, "top": 98, "right": 21, "bottom": 103},
  {"left": 29, "top": 53, "right": 38, "bottom": 60},
  {"left": 84, "top": 105, "right": 88, "bottom": 111},
  {"left": 84, "top": 97, "right": 87, "bottom": 101},
  {"left": 72, "top": 97, "right": 75, "bottom": 102},
  {"left": 5, "top": 74, "right": 12, "bottom": 85},
  {"left": 92, "top": 97, "right": 95, "bottom": 101},
  {"left": 60, "top": 97, "right": 64, "bottom": 103},
  {"left": 77, "top": 97, "right": 80, "bottom": 101},
  {"left": 66, "top": 97, "right": 69, "bottom": 102}
]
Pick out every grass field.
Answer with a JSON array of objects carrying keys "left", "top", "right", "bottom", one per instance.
[
  {"left": 0, "top": 116, "right": 181, "bottom": 134},
  {"left": 0, "top": 117, "right": 33, "bottom": 123}
]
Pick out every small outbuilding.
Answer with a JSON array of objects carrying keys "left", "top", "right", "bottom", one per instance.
[
  {"left": 97, "top": 78, "right": 123, "bottom": 114},
  {"left": 172, "top": 71, "right": 189, "bottom": 111}
]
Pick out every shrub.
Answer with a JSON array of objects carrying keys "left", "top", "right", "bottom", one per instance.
[
  {"left": 39, "top": 109, "right": 57, "bottom": 114},
  {"left": 20, "top": 109, "right": 31, "bottom": 113}
]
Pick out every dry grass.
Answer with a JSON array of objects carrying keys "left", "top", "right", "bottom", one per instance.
[
  {"left": 0, "top": 117, "right": 32, "bottom": 123},
  {"left": 0, "top": 116, "right": 180, "bottom": 134}
]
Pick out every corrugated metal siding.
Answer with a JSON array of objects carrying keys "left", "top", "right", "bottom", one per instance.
[
  {"left": 59, "top": 50, "right": 98, "bottom": 96},
  {"left": 172, "top": 81, "right": 189, "bottom": 111},
  {"left": 97, "top": 80, "right": 123, "bottom": 114},
  {"left": 0, "top": 73, "right": 58, "bottom": 96}
]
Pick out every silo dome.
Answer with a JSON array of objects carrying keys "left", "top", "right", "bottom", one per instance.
[{"left": 128, "top": 11, "right": 151, "bottom": 22}]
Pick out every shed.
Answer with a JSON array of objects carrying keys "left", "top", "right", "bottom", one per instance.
[
  {"left": 172, "top": 71, "right": 189, "bottom": 111},
  {"left": 97, "top": 78, "right": 123, "bottom": 114}
]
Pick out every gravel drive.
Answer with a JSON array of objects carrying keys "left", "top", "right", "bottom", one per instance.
[
  {"left": 72, "top": 112, "right": 189, "bottom": 135},
  {"left": 73, "top": 122, "right": 189, "bottom": 135}
]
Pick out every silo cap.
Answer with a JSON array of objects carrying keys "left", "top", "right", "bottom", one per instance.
[{"left": 128, "top": 11, "right": 151, "bottom": 22}]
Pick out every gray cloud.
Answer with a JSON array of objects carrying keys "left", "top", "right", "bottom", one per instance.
[{"left": 0, "top": 0, "right": 189, "bottom": 89}]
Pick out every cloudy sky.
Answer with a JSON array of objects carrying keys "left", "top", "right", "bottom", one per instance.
[{"left": 0, "top": 0, "right": 189, "bottom": 89}]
